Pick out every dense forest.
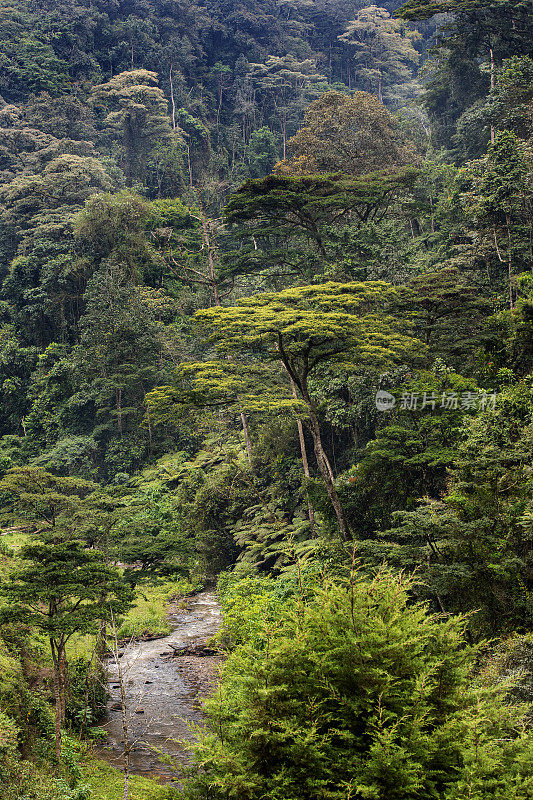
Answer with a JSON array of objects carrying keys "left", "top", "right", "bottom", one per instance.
[{"left": 0, "top": 0, "right": 532, "bottom": 798}]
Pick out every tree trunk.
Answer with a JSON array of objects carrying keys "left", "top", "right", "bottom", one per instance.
[
  {"left": 59, "top": 645, "right": 67, "bottom": 726},
  {"left": 200, "top": 212, "right": 222, "bottom": 307},
  {"left": 289, "top": 376, "right": 315, "bottom": 532},
  {"left": 146, "top": 399, "right": 153, "bottom": 457},
  {"left": 217, "top": 85, "right": 223, "bottom": 127},
  {"left": 50, "top": 639, "right": 62, "bottom": 760},
  {"left": 187, "top": 144, "right": 193, "bottom": 189},
  {"left": 202, "top": 211, "right": 253, "bottom": 463},
  {"left": 80, "top": 657, "right": 91, "bottom": 738},
  {"left": 240, "top": 411, "right": 253, "bottom": 464},
  {"left": 305, "top": 406, "right": 349, "bottom": 541},
  {"left": 507, "top": 213, "right": 514, "bottom": 310},
  {"left": 277, "top": 350, "right": 345, "bottom": 539},
  {"left": 53, "top": 675, "right": 62, "bottom": 760},
  {"left": 116, "top": 388, "right": 122, "bottom": 434},
  {"left": 169, "top": 64, "right": 176, "bottom": 130},
  {"left": 123, "top": 769, "right": 130, "bottom": 800},
  {"left": 490, "top": 48, "right": 495, "bottom": 143}
]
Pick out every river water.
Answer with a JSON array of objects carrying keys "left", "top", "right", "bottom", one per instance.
[{"left": 97, "top": 591, "right": 222, "bottom": 783}]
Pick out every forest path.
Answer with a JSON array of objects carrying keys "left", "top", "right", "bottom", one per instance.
[{"left": 97, "top": 591, "right": 222, "bottom": 784}]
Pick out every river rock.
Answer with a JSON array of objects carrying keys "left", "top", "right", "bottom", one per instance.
[{"left": 166, "top": 642, "right": 217, "bottom": 657}]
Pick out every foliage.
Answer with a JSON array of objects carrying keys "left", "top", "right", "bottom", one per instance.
[
  {"left": 374, "top": 382, "right": 533, "bottom": 634},
  {"left": 90, "top": 70, "right": 183, "bottom": 191},
  {"left": 345, "top": 367, "right": 477, "bottom": 534},
  {"left": 339, "top": 6, "right": 420, "bottom": 103},
  {"left": 460, "top": 130, "right": 532, "bottom": 307},
  {"left": 0, "top": 466, "right": 133, "bottom": 757},
  {"left": 117, "top": 577, "right": 202, "bottom": 639},
  {"left": 398, "top": 0, "right": 533, "bottom": 151},
  {"left": 182, "top": 570, "right": 532, "bottom": 800},
  {"left": 149, "top": 281, "right": 425, "bottom": 540},
  {"left": 0, "top": 0, "right": 532, "bottom": 792},
  {"left": 279, "top": 90, "right": 418, "bottom": 175},
  {"left": 222, "top": 168, "right": 419, "bottom": 280}
]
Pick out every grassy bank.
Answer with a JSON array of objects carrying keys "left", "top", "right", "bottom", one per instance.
[
  {"left": 66, "top": 577, "right": 203, "bottom": 660},
  {"left": 80, "top": 754, "right": 179, "bottom": 800},
  {"left": 117, "top": 577, "right": 203, "bottom": 639}
]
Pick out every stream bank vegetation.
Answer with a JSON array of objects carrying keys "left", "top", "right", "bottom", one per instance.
[
  {"left": 0, "top": 0, "right": 532, "bottom": 796},
  {"left": 181, "top": 569, "right": 532, "bottom": 800}
]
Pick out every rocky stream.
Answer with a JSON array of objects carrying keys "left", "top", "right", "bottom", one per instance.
[{"left": 97, "top": 591, "right": 222, "bottom": 784}]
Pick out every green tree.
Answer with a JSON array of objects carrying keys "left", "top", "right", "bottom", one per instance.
[
  {"left": 222, "top": 169, "right": 418, "bottom": 280},
  {"left": 401, "top": 268, "right": 492, "bottom": 372},
  {"left": 0, "top": 152, "right": 114, "bottom": 347},
  {"left": 74, "top": 264, "right": 164, "bottom": 442},
  {"left": 0, "top": 466, "right": 132, "bottom": 759},
  {"left": 182, "top": 571, "right": 532, "bottom": 800},
  {"left": 381, "top": 382, "right": 533, "bottom": 634},
  {"left": 339, "top": 6, "right": 420, "bottom": 104},
  {"left": 248, "top": 55, "right": 327, "bottom": 158},
  {"left": 0, "top": 31, "right": 69, "bottom": 101},
  {"left": 24, "top": 92, "right": 97, "bottom": 142},
  {"left": 175, "top": 108, "right": 210, "bottom": 190},
  {"left": 246, "top": 126, "right": 280, "bottom": 179},
  {"left": 91, "top": 69, "right": 182, "bottom": 190},
  {"left": 489, "top": 55, "right": 533, "bottom": 140},
  {"left": 0, "top": 154, "right": 112, "bottom": 239},
  {"left": 278, "top": 90, "right": 417, "bottom": 175},
  {"left": 112, "top": 491, "right": 192, "bottom": 580},
  {"left": 462, "top": 130, "right": 531, "bottom": 309},
  {"left": 74, "top": 190, "right": 161, "bottom": 284},
  {"left": 485, "top": 273, "right": 533, "bottom": 377},
  {"left": 0, "top": 324, "right": 38, "bottom": 435},
  {"left": 148, "top": 197, "right": 235, "bottom": 305},
  {"left": 398, "top": 0, "right": 533, "bottom": 150},
  {"left": 153, "top": 282, "right": 424, "bottom": 540},
  {"left": 347, "top": 368, "right": 476, "bottom": 537}
]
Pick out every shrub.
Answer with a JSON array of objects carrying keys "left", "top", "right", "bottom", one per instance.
[{"left": 183, "top": 571, "right": 532, "bottom": 800}]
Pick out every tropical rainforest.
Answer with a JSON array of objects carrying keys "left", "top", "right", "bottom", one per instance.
[{"left": 0, "top": 0, "right": 532, "bottom": 798}]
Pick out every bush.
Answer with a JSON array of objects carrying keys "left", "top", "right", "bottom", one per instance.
[
  {"left": 215, "top": 565, "right": 321, "bottom": 650},
  {"left": 0, "top": 710, "right": 19, "bottom": 778},
  {"left": 117, "top": 577, "right": 202, "bottom": 638},
  {"left": 183, "top": 570, "right": 532, "bottom": 800},
  {"left": 67, "top": 656, "right": 107, "bottom": 731}
]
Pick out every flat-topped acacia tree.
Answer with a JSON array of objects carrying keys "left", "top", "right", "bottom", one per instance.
[
  {"left": 153, "top": 282, "right": 424, "bottom": 541},
  {"left": 221, "top": 169, "right": 418, "bottom": 281}
]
